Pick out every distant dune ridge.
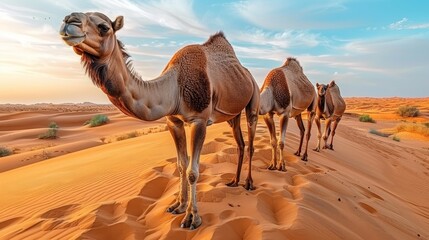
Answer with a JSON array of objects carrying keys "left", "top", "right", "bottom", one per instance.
[{"left": 0, "top": 98, "right": 428, "bottom": 239}]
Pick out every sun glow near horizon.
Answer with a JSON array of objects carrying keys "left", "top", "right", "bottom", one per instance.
[{"left": 1, "top": 0, "right": 429, "bottom": 104}]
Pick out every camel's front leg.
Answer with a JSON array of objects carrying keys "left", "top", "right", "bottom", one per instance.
[
  {"left": 264, "top": 113, "right": 278, "bottom": 170},
  {"left": 180, "top": 119, "right": 206, "bottom": 230},
  {"left": 313, "top": 116, "right": 322, "bottom": 152},
  {"left": 328, "top": 117, "right": 341, "bottom": 150},
  {"left": 294, "top": 114, "right": 305, "bottom": 156},
  {"left": 165, "top": 116, "right": 189, "bottom": 214},
  {"left": 277, "top": 114, "right": 289, "bottom": 172},
  {"left": 322, "top": 118, "right": 332, "bottom": 149},
  {"left": 301, "top": 111, "right": 315, "bottom": 161}
]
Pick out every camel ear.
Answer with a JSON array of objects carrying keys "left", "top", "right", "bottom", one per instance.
[
  {"left": 316, "top": 83, "right": 320, "bottom": 88},
  {"left": 113, "top": 16, "right": 124, "bottom": 32},
  {"left": 329, "top": 80, "right": 335, "bottom": 87}
]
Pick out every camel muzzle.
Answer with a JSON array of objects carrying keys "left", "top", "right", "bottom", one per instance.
[{"left": 60, "top": 13, "right": 86, "bottom": 47}]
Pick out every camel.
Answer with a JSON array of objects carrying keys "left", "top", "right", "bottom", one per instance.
[
  {"left": 259, "top": 57, "right": 316, "bottom": 171},
  {"left": 313, "top": 80, "right": 346, "bottom": 151},
  {"left": 59, "top": 12, "right": 259, "bottom": 230}
]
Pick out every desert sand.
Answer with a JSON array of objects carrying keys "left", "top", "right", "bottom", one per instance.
[{"left": 0, "top": 98, "right": 428, "bottom": 239}]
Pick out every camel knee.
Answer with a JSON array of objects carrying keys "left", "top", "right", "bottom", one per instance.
[
  {"left": 247, "top": 113, "right": 258, "bottom": 128},
  {"left": 278, "top": 141, "right": 285, "bottom": 150},
  {"left": 270, "top": 140, "right": 277, "bottom": 149},
  {"left": 248, "top": 145, "right": 255, "bottom": 156},
  {"left": 187, "top": 171, "right": 199, "bottom": 185}
]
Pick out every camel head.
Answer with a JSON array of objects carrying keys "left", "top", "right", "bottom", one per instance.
[
  {"left": 60, "top": 12, "right": 124, "bottom": 58},
  {"left": 316, "top": 83, "right": 328, "bottom": 97}
]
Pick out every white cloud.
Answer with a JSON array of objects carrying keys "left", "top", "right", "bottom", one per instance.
[
  {"left": 232, "top": 29, "right": 322, "bottom": 48},
  {"left": 389, "top": 17, "right": 409, "bottom": 30},
  {"left": 389, "top": 17, "right": 429, "bottom": 30},
  {"left": 232, "top": 0, "right": 351, "bottom": 30},
  {"left": 89, "top": 0, "right": 209, "bottom": 37}
]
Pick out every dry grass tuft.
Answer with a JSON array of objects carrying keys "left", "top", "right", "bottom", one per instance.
[{"left": 394, "top": 123, "right": 429, "bottom": 137}]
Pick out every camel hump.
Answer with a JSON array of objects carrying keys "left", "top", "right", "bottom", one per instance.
[
  {"left": 282, "top": 57, "right": 303, "bottom": 73},
  {"left": 166, "top": 45, "right": 211, "bottom": 113},
  {"left": 263, "top": 69, "right": 290, "bottom": 109},
  {"left": 327, "top": 83, "right": 346, "bottom": 115},
  {"left": 202, "top": 31, "right": 235, "bottom": 55}
]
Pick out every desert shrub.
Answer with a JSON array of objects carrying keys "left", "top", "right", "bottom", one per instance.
[
  {"left": 392, "top": 135, "right": 400, "bottom": 142},
  {"left": 424, "top": 122, "right": 429, "bottom": 128},
  {"left": 359, "top": 114, "right": 376, "bottom": 123},
  {"left": 38, "top": 122, "right": 59, "bottom": 139},
  {"left": 397, "top": 106, "right": 420, "bottom": 117},
  {"left": 0, "top": 147, "right": 12, "bottom": 157},
  {"left": 395, "top": 123, "right": 429, "bottom": 137},
  {"left": 369, "top": 129, "right": 391, "bottom": 137},
  {"left": 85, "top": 114, "right": 110, "bottom": 127}
]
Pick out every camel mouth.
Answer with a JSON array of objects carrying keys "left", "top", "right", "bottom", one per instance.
[
  {"left": 60, "top": 23, "right": 85, "bottom": 46},
  {"left": 62, "top": 35, "right": 85, "bottom": 47}
]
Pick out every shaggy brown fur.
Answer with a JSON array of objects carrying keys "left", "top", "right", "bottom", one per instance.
[
  {"left": 262, "top": 69, "right": 290, "bottom": 109},
  {"left": 165, "top": 45, "right": 210, "bottom": 113}
]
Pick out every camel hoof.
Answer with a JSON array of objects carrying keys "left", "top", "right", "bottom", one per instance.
[
  {"left": 313, "top": 148, "right": 320, "bottom": 152},
  {"left": 278, "top": 165, "right": 287, "bottom": 172},
  {"left": 301, "top": 154, "right": 308, "bottom": 162},
  {"left": 329, "top": 145, "right": 334, "bottom": 150},
  {"left": 180, "top": 213, "right": 202, "bottom": 230},
  {"left": 167, "top": 202, "right": 184, "bottom": 214},
  {"left": 243, "top": 178, "right": 255, "bottom": 191},
  {"left": 267, "top": 164, "right": 277, "bottom": 170},
  {"left": 226, "top": 179, "right": 239, "bottom": 187},
  {"left": 294, "top": 151, "right": 301, "bottom": 156}
]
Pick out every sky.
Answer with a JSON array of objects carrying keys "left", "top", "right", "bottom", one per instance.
[{"left": 0, "top": 0, "right": 428, "bottom": 103}]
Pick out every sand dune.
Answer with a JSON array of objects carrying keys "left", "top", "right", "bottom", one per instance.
[{"left": 0, "top": 100, "right": 428, "bottom": 239}]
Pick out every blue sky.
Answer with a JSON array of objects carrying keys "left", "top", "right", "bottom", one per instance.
[{"left": 0, "top": 0, "right": 428, "bottom": 103}]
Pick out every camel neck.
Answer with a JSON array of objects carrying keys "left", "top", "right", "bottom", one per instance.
[
  {"left": 83, "top": 40, "right": 179, "bottom": 121},
  {"left": 318, "top": 95, "right": 325, "bottom": 113}
]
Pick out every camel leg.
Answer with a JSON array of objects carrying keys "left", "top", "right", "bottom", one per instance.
[
  {"left": 294, "top": 114, "right": 305, "bottom": 157},
  {"left": 277, "top": 114, "right": 289, "bottom": 172},
  {"left": 302, "top": 111, "right": 315, "bottom": 161},
  {"left": 226, "top": 114, "right": 245, "bottom": 187},
  {"left": 264, "top": 113, "right": 278, "bottom": 170},
  {"left": 329, "top": 117, "right": 341, "bottom": 150},
  {"left": 322, "top": 118, "right": 332, "bottom": 149},
  {"left": 165, "top": 116, "right": 189, "bottom": 214},
  {"left": 243, "top": 92, "right": 259, "bottom": 190},
  {"left": 313, "top": 116, "right": 322, "bottom": 152},
  {"left": 180, "top": 119, "right": 206, "bottom": 230}
]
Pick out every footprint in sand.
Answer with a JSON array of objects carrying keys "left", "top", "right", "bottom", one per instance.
[
  {"left": 211, "top": 217, "right": 262, "bottom": 240},
  {"left": 358, "top": 202, "right": 377, "bottom": 214},
  {"left": 214, "top": 137, "right": 228, "bottom": 142},
  {"left": 138, "top": 174, "right": 171, "bottom": 200},
  {"left": 256, "top": 192, "right": 297, "bottom": 226},
  {"left": 40, "top": 204, "right": 80, "bottom": 219}
]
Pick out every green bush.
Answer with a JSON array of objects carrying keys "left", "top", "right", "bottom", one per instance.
[
  {"left": 38, "top": 122, "right": 59, "bottom": 139},
  {"left": 397, "top": 106, "right": 420, "bottom": 117},
  {"left": 424, "top": 122, "right": 429, "bottom": 128},
  {"left": 0, "top": 147, "right": 12, "bottom": 157},
  {"left": 392, "top": 135, "right": 400, "bottom": 142},
  {"left": 359, "top": 114, "right": 376, "bottom": 123},
  {"left": 85, "top": 115, "right": 110, "bottom": 127},
  {"left": 369, "top": 129, "right": 391, "bottom": 137}
]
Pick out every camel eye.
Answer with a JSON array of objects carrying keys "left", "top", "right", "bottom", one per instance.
[{"left": 98, "top": 24, "right": 110, "bottom": 34}]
